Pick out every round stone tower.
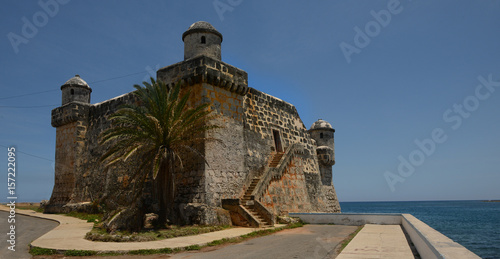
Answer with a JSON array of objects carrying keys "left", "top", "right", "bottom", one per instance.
[
  {"left": 60, "top": 75, "right": 92, "bottom": 105},
  {"left": 182, "top": 21, "right": 223, "bottom": 61},
  {"left": 309, "top": 119, "right": 335, "bottom": 185}
]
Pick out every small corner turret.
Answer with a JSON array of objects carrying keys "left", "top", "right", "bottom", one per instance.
[
  {"left": 309, "top": 119, "right": 335, "bottom": 185},
  {"left": 182, "top": 21, "right": 223, "bottom": 61},
  {"left": 61, "top": 74, "right": 92, "bottom": 105}
]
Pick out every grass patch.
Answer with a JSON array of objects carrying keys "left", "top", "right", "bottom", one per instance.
[
  {"left": 64, "top": 211, "right": 103, "bottom": 224},
  {"left": 30, "top": 246, "right": 58, "bottom": 255},
  {"left": 207, "top": 237, "right": 239, "bottom": 246},
  {"left": 241, "top": 220, "right": 303, "bottom": 239},
  {"left": 16, "top": 204, "right": 44, "bottom": 213},
  {"left": 64, "top": 250, "right": 97, "bottom": 256},
  {"left": 337, "top": 225, "right": 364, "bottom": 253},
  {"left": 185, "top": 244, "right": 201, "bottom": 251},
  {"left": 16, "top": 203, "right": 103, "bottom": 225},
  {"left": 128, "top": 248, "right": 173, "bottom": 255},
  {"left": 86, "top": 224, "right": 231, "bottom": 242},
  {"left": 95, "top": 252, "right": 123, "bottom": 256}
]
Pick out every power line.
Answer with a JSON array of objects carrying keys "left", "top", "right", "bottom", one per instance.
[
  {"left": 0, "top": 69, "right": 151, "bottom": 101},
  {"left": 0, "top": 144, "right": 54, "bottom": 162},
  {"left": 89, "top": 71, "right": 148, "bottom": 84},
  {"left": 0, "top": 104, "right": 58, "bottom": 109},
  {"left": 0, "top": 89, "right": 58, "bottom": 100}
]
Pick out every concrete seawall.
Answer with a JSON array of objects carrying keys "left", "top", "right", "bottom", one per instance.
[{"left": 289, "top": 213, "right": 480, "bottom": 259}]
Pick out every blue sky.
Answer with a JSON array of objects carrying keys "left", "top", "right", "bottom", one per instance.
[{"left": 1, "top": 0, "right": 499, "bottom": 202}]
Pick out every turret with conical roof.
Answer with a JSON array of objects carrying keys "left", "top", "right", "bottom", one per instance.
[
  {"left": 60, "top": 74, "right": 92, "bottom": 105},
  {"left": 182, "top": 21, "right": 223, "bottom": 61},
  {"left": 309, "top": 119, "right": 336, "bottom": 185}
]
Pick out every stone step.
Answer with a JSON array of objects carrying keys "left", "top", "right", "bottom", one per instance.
[
  {"left": 248, "top": 211, "right": 263, "bottom": 219},
  {"left": 269, "top": 153, "right": 284, "bottom": 167}
]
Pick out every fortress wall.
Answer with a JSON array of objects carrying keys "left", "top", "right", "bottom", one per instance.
[
  {"left": 195, "top": 82, "right": 246, "bottom": 207},
  {"left": 50, "top": 122, "right": 77, "bottom": 206},
  {"left": 260, "top": 157, "right": 314, "bottom": 216},
  {"left": 243, "top": 88, "right": 318, "bottom": 172},
  {"left": 47, "top": 102, "right": 91, "bottom": 212},
  {"left": 81, "top": 92, "right": 140, "bottom": 205},
  {"left": 82, "top": 90, "right": 209, "bottom": 209},
  {"left": 243, "top": 88, "right": 340, "bottom": 213}
]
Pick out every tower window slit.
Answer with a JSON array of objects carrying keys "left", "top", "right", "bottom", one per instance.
[{"left": 201, "top": 36, "right": 206, "bottom": 44}]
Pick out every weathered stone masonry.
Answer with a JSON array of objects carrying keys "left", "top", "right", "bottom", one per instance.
[{"left": 47, "top": 21, "right": 341, "bottom": 225}]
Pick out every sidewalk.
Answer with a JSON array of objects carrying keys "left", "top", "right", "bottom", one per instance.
[
  {"left": 337, "top": 224, "right": 415, "bottom": 259},
  {"left": 0, "top": 205, "right": 282, "bottom": 253}
]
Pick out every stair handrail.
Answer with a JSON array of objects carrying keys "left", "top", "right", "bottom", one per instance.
[{"left": 250, "top": 143, "right": 304, "bottom": 200}]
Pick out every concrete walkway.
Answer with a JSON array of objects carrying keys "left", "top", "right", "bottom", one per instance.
[
  {"left": 170, "top": 224, "right": 358, "bottom": 259},
  {"left": 0, "top": 206, "right": 283, "bottom": 252},
  {"left": 337, "top": 224, "right": 415, "bottom": 259}
]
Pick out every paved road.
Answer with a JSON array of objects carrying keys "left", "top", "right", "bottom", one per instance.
[
  {"left": 0, "top": 210, "right": 59, "bottom": 259},
  {"left": 170, "top": 225, "right": 358, "bottom": 259}
]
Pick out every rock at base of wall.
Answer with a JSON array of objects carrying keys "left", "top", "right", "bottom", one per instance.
[
  {"left": 104, "top": 206, "right": 143, "bottom": 233},
  {"left": 143, "top": 213, "right": 159, "bottom": 229},
  {"left": 44, "top": 201, "right": 97, "bottom": 214},
  {"left": 179, "top": 203, "right": 232, "bottom": 226}
]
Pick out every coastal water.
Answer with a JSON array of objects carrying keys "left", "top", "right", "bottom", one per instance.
[{"left": 340, "top": 200, "right": 500, "bottom": 259}]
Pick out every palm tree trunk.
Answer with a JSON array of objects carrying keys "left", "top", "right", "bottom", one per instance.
[
  {"left": 157, "top": 159, "right": 168, "bottom": 225},
  {"left": 166, "top": 156, "right": 175, "bottom": 218},
  {"left": 157, "top": 157, "right": 175, "bottom": 225}
]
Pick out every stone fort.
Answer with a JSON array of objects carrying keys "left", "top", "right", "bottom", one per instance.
[{"left": 46, "top": 21, "right": 341, "bottom": 227}]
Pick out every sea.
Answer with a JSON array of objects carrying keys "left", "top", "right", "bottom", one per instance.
[{"left": 339, "top": 200, "right": 500, "bottom": 259}]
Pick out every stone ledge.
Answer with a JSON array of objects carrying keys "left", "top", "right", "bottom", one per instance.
[{"left": 402, "top": 213, "right": 480, "bottom": 259}]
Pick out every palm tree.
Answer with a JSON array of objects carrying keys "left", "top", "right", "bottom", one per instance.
[{"left": 100, "top": 78, "right": 218, "bottom": 225}]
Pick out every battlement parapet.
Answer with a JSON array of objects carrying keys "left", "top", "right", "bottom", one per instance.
[
  {"left": 157, "top": 56, "right": 248, "bottom": 95},
  {"left": 316, "top": 146, "right": 335, "bottom": 166},
  {"left": 51, "top": 102, "right": 91, "bottom": 128}
]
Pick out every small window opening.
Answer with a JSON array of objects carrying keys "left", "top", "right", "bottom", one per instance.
[
  {"left": 273, "top": 130, "right": 283, "bottom": 153},
  {"left": 201, "top": 36, "right": 206, "bottom": 44},
  {"left": 320, "top": 133, "right": 324, "bottom": 138},
  {"left": 70, "top": 89, "right": 74, "bottom": 95}
]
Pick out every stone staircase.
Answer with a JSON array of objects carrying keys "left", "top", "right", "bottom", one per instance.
[
  {"left": 224, "top": 151, "right": 299, "bottom": 228},
  {"left": 268, "top": 152, "right": 284, "bottom": 168},
  {"left": 242, "top": 178, "right": 260, "bottom": 202},
  {"left": 241, "top": 178, "right": 273, "bottom": 227}
]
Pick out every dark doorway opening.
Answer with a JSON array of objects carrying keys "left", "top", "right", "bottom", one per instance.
[{"left": 273, "top": 129, "right": 283, "bottom": 153}]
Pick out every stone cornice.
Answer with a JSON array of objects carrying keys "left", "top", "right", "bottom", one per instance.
[
  {"left": 157, "top": 56, "right": 249, "bottom": 96},
  {"left": 51, "top": 102, "right": 90, "bottom": 127}
]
